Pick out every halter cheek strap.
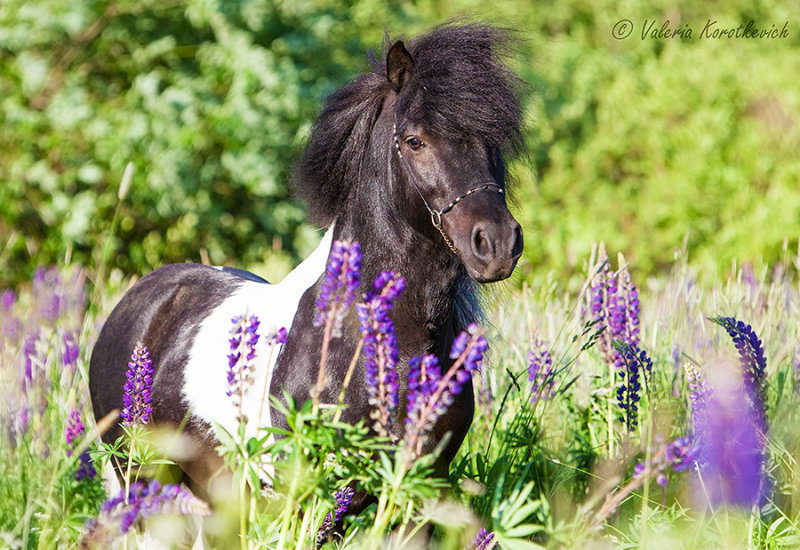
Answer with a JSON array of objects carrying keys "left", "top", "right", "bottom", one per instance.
[{"left": 392, "top": 116, "right": 505, "bottom": 255}]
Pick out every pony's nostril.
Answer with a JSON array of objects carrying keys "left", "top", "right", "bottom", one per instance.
[
  {"left": 511, "top": 224, "right": 523, "bottom": 259},
  {"left": 472, "top": 226, "right": 493, "bottom": 259}
]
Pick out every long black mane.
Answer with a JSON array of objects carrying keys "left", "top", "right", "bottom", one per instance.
[{"left": 294, "top": 23, "right": 525, "bottom": 227}]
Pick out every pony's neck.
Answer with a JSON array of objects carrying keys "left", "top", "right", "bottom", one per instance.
[
  {"left": 333, "top": 206, "right": 466, "bottom": 353},
  {"left": 325, "top": 93, "right": 478, "bottom": 353}
]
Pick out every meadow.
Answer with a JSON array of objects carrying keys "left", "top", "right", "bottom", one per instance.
[{"left": 2, "top": 238, "right": 800, "bottom": 549}]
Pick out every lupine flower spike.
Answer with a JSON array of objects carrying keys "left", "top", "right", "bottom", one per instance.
[
  {"left": 617, "top": 253, "right": 640, "bottom": 350},
  {"left": 710, "top": 316, "right": 768, "bottom": 435},
  {"left": 121, "top": 343, "right": 154, "bottom": 426},
  {"left": 356, "top": 270, "right": 405, "bottom": 437},
  {"left": 589, "top": 243, "right": 616, "bottom": 364},
  {"left": 316, "top": 486, "right": 355, "bottom": 544},
  {"left": 468, "top": 528, "right": 497, "bottom": 550},
  {"left": 65, "top": 408, "right": 85, "bottom": 456},
  {"left": 226, "top": 314, "right": 261, "bottom": 423},
  {"left": 587, "top": 245, "right": 642, "bottom": 373},
  {"left": 63, "top": 332, "right": 80, "bottom": 369},
  {"left": 528, "top": 335, "right": 555, "bottom": 404},
  {"left": 64, "top": 406, "right": 97, "bottom": 481},
  {"left": 698, "top": 366, "right": 769, "bottom": 507},
  {"left": 314, "top": 240, "right": 362, "bottom": 337},
  {"left": 684, "top": 362, "right": 711, "bottom": 462},
  {"left": 75, "top": 450, "right": 97, "bottom": 481},
  {"left": 88, "top": 480, "right": 210, "bottom": 536},
  {"left": 313, "top": 240, "right": 362, "bottom": 403},
  {"left": 404, "top": 324, "right": 488, "bottom": 461},
  {"left": 632, "top": 437, "right": 696, "bottom": 487},
  {"left": 614, "top": 343, "right": 652, "bottom": 432},
  {"left": 704, "top": 317, "right": 770, "bottom": 507}
]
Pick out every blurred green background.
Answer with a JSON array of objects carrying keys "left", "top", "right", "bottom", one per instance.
[{"left": 1, "top": 0, "right": 799, "bottom": 288}]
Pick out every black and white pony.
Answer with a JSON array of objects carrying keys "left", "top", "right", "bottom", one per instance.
[{"left": 90, "top": 23, "right": 524, "bottom": 495}]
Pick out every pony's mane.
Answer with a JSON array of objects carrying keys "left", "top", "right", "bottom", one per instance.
[{"left": 293, "top": 23, "right": 525, "bottom": 226}]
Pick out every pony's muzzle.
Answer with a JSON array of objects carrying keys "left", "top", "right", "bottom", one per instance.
[{"left": 465, "top": 218, "right": 523, "bottom": 282}]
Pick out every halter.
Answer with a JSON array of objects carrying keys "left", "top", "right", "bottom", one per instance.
[{"left": 391, "top": 108, "right": 505, "bottom": 255}]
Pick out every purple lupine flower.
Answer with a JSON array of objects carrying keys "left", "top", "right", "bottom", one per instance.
[
  {"left": 710, "top": 317, "right": 768, "bottom": 436},
  {"left": 22, "top": 332, "right": 40, "bottom": 391},
  {"left": 30, "top": 267, "right": 87, "bottom": 327},
  {"left": 356, "top": 271, "right": 405, "bottom": 437},
  {"left": 226, "top": 314, "right": 261, "bottom": 422},
  {"left": 589, "top": 244, "right": 610, "bottom": 327},
  {"left": 65, "top": 408, "right": 85, "bottom": 455},
  {"left": 697, "top": 367, "right": 769, "bottom": 508},
  {"left": 314, "top": 240, "right": 362, "bottom": 337},
  {"left": 631, "top": 436, "right": 696, "bottom": 488},
  {"left": 2, "top": 313, "right": 22, "bottom": 342},
  {"left": 589, "top": 244, "right": 617, "bottom": 366},
  {"left": 606, "top": 274, "right": 623, "bottom": 364},
  {"left": 615, "top": 343, "right": 651, "bottom": 432},
  {"left": 121, "top": 343, "right": 154, "bottom": 425},
  {"left": 63, "top": 332, "right": 80, "bottom": 367},
  {"left": 406, "top": 355, "right": 443, "bottom": 423},
  {"left": 528, "top": 336, "right": 555, "bottom": 404},
  {"left": 671, "top": 345, "right": 681, "bottom": 370},
  {"left": 684, "top": 363, "right": 711, "bottom": 459},
  {"left": 316, "top": 486, "right": 355, "bottom": 543},
  {"left": 617, "top": 256, "right": 640, "bottom": 350},
  {"left": 75, "top": 449, "right": 97, "bottom": 481},
  {"left": 665, "top": 437, "right": 695, "bottom": 472},
  {"left": 98, "top": 480, "right": 210, "bottom": 533},
  {"left": 33, "top": 267, "right": 63, "bottom": 324},
  {"left": 461, "top": 324, "right": 489, "bottom": 366},
  {"left": 270, "top": 326, "right": 288, "bottom": 345},
  {"left": 468, "top": 528, "right": 497, "bottom": 550},
  {"left": 404, "top": 325, "right": 488, "bottom": 459},
  {"left": 587, "top": 247, "right": 642, "bottom": 372},
  {"left": 1, "top": 289, "right": 15, "bottom": 310},
  {"left": 12, "top": 401, "right": 30, "bottom": 445},
  {"left": 19, "top": 404, "right": 30, "bottom": 433}
]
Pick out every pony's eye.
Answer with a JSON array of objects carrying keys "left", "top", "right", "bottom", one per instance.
[{"left": 405, "top": 136, "right": 425, "bottom": 151}]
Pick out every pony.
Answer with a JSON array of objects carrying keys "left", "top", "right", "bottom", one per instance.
[{"left": 89, "top": 22, "right": 525, "bottom": 499}]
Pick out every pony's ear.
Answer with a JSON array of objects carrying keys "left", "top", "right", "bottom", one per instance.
[{"left": 386, "top": 40, "right": 415, "bottom": 92}]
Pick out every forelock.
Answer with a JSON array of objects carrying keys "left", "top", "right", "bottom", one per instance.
[{"left": 388, "top": 23, "right": 525, "bottom": 157}]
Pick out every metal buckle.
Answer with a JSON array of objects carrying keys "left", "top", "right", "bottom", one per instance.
[{"left": 431, "top": 210, "right": 443, "bottom": 229}]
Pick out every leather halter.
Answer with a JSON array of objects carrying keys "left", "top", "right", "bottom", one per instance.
[{"left": 392, "top": 109, "right": 505, "bottom": 255}]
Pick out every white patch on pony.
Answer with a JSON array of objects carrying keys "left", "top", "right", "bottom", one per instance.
[{"left": 181, "top": 226, "right": 333, "bottom": 480}]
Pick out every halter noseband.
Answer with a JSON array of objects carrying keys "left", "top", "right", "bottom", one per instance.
[{"left": 391, "top": 108, "right": 505, "bottom": 255}]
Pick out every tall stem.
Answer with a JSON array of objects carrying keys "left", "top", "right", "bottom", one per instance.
[
  {"left": 239, "top": 469, "right": 248, "bottom": 550},
  {"left": 333, "top": 338, "right": 364, "bottom": 423},
  {"left": 607, "top": 360, "right": 615, "bottom": 457},
  {"left": 312, "top": 305, "right": 338, "bottom": 415}
]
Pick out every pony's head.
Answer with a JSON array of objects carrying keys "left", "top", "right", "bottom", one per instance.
[{"left": 295, "top": 23, "right": 526, "bottom": 283}]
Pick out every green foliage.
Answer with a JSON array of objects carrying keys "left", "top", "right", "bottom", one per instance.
[
  {"left": 0, "top": 0, "right": 402, "bottom": 285},
  {"left": 507, "top": 0, "right": 800, "bottom": 281}
]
